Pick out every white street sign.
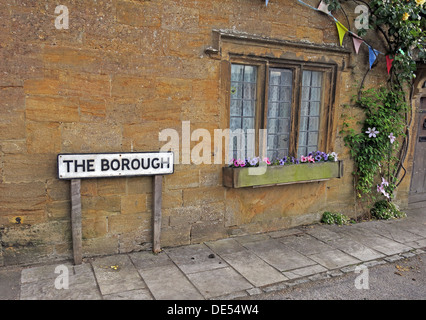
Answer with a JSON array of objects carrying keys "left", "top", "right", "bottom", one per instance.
[{"left": 58, "top": 152, "right": 174, "bottom": 179}]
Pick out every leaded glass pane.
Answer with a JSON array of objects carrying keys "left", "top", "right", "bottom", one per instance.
[
  {"left": 266, "top": 68, "right": 293, "bottom": 159},
  {"left": 230, "top": 64, "right": 257, "bottom": 160},
  {"left": 298, "top": 70, "right": 323, "bottom": 156}
]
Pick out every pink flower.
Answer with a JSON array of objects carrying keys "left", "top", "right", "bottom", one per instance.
[
  {"left": 307, "top": 155, "right": 315, "bottom": 163},
  {"left": 233, "top": 159, "right": 239, "bottom": 167},
  {"left": 300, "top": 156, "right": 307, "bottom": 163},
  {"left": 263, "top": 157, "right": 271, "bottom": 165},
  {"left": 377, "top": 180, "right": 390, "bottom": 199}
]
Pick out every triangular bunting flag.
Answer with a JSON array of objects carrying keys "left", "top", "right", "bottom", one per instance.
[
  {"left": 335, "top": 21, "right": 348, "bottom": 47},
  {"left": 386, "top": 55, "right": 394, "bottom": 75},
  {"left": 266, "top": 0, "right": 269, "bottom": 6},
  {"left": 351, "top": 36, "right": 363, "bottom": 54},
  {"left": 317, "top": 0, "right": 331, "bottom": 14},
  {"left": 368, "top": 47, "right": 381, "bottom": 69}
]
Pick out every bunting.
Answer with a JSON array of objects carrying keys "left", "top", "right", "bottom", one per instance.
[
  {"left": 351, "top": 34, "right": 364, "bottom": 54},
  {"left": 294, "top": 0, "right": 390, "bottom": 75},
  {"left": 386, "top": 55, "right": 394, "bottom": 75},
  {"left": 265, "top": 0, "right": 269, "bottom": 6},
  {"left": 369, "top": 47, "right": 382, "bottom": 69},
  {"left": 336, "top": 21, "right": 348, "bottom": 47},
  {"left": 317, "top": 0, "right": 331, "bottom": 14}
]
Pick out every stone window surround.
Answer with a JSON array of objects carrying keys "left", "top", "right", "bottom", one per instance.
[{"left": 205, "top": 29, "right": 351, "bottom": 159}]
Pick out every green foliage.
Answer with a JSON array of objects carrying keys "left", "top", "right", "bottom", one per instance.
[
  {"left": 334, "top": 0, "right": 425, "bottom": 207},
  {"left": 370, "top": 200, "right": 406, "bottom": 220},
  {"left": 321, "top": 211, "right": 350, "bottom": 225},
  {"left": 322, "top": 0, "right": 341, "bottom": 12},
  {"left": 313, "top": 1, "right": 425, "bottom": 211},
  {"left": 367, "top": 0, "right": 426, "bottom": 83},
  {"left": 341, "top": 87, "right": 409, "bottom": 200}
]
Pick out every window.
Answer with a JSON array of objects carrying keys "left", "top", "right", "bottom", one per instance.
[
  {"left": 230, "top": 65, "right": 257, "bottom": 159},
  {"left": 229, "top": 59, "right": 333, "bottom": 161},
  {"left": 267, "top": 68, "right": 293, "bottom": 159},
  {"left": 298, "top": 70, "right": 323, "bottom": 157}
]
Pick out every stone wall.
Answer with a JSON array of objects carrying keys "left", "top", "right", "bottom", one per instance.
[{"left": 0, "top": 0, "right": 413, "bottom": 266}]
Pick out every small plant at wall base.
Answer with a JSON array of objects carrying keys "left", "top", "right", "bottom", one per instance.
[
  {"left": 321, "top": 211, "right": 350, "bottom": 225},
  {"left": 327, "top": 0, "right": 426, "bottom": 218},
  {"left": 371, "top": 200, "right": 406, "bottom": 220}
]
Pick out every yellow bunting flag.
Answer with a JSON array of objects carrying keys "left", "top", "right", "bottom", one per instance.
[{"left": 335, "top": 21, "right": 348, "bottom": 46}]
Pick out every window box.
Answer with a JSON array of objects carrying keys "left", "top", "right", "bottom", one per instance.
[{"left": 223, "top": 160, "right": 343, "bottom": 188}]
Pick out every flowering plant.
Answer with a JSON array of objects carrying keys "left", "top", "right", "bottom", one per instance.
[{"left": 229, "top": 151, "right": 338, "bottom": 168}]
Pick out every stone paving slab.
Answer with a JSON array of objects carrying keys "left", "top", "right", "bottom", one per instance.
[
  {"left": 10, "top": 207, "right": 426, "bottom": 300},
  {"left": 338, "top": 226, "right": 413, "bottom": 256},
  {"left": 279, "top": 234, "right": 335, "bottom": 255},
  {"left": 91, "top": 254, "right": 146, "bottom": 296},
  {"left": 206, "top": 238, "right": 289, "bottom": 287},
  {"left": 219, "top": 250, "right": 289, "bottom": 287},
  {"left": 282, "top": 264, "right": 328, "bottom": 280},
  {"left": 129, "top": 250, "right": 203, "bottom": 300},
  {"left": 138, "top": 264, "right": 204, "bottom": 300},
  {"left": 394, "top": 220, "right": 426, "bottom": 238},
  {"left": 359, "top": 220, "right": 425, "bottom": 243},
  {"left": 308, "top": 249, "right": 361, "bottom": 270},
  {"left": 186, "top": 266, "right": 253, "bottom": 299},
  {"left": 20, "top": 263, "right": 101, "bottom": 300},
  {"left": 243, "top": 239, "right": 317, "bottom": 271},
  {"left": 205, "top": 238, "right": 247, "bottom": 255},
  {"left": 405, "top": 238, "right": 426, "bottom": 249},
  {"left": 349, "top": 234, "right": 412, "bottom": 256},
  {"left": 326, "top": 237, "right": 385, "bottom": 262},
  {"left": 165, "top": 243, "right": 228, "bottom": 274},
  {"left": 21, "top": 262, "right": 75, "bottom": 284}
]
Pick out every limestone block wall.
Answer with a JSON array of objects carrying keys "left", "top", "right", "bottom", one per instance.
[{"left": 0, "top": 0, "right": 412, "bottom": 266}]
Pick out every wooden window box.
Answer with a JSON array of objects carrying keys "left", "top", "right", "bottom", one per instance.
[{"left": 223, "top": 160, "right": 344, "bottom": 188}]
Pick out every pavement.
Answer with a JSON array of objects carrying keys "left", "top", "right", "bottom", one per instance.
[{"left": 1, "top": 207, "right": 425, "bottom": 300}]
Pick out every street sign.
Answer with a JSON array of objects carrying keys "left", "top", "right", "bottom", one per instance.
[{"left": 58, "top": 152, "right": 174, "bottom": 179}]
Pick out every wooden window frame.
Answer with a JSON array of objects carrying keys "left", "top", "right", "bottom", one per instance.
[{"left": 228, "top": 55, "right": 336, "bottom": 159}]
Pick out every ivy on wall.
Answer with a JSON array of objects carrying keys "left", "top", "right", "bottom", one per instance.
[{"left": 322, "top": 0, "right": 425, "bottom": 213}]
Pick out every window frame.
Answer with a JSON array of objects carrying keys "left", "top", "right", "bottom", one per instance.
[{"left": 228, "top": 55, "right": 336, "bottom": 159}]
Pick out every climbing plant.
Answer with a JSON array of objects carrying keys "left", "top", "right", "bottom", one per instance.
[{"left": 325, "top": 0, "right": 425, "bottom": 209}]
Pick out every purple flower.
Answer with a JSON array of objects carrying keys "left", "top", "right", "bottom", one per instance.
[
  {"left": 249, "top": 157, "right": 259, "bottom": 166},
  {"left": 366, "top": 127, "right": 379, "bottom": 138},
  {"left": 388, "top": 133, "right": 396, "bottom": 144},
  {"left": 315, "top": 155, "right": 321, "bottom": 161},
  {"left": 279, "top": 159, "right": 285, "bottom": 166},
  {"left": 295, "top": 159, "right": 300, "bottom": 164},
  {"left": 324, "top": 154, "right": 329, "bottom": 161}
]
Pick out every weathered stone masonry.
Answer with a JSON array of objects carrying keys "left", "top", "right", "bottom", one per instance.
[{"left": 0, "top": 0, "right": 415, "bottom": 266}]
